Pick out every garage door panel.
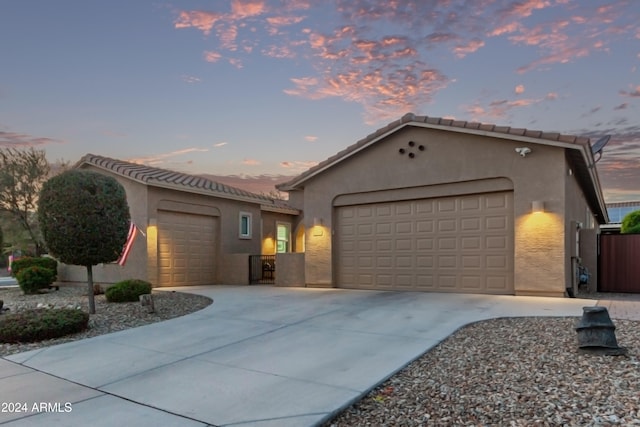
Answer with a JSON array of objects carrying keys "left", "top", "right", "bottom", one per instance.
[
  {"left": 395, "top": 239, "right": 412, "bottom": 251},
  {"left": 158, "top": 211, "right": 218, "bottom": 287},
  {"left": 462, "top": 237, "right": 481, "bottom": 249},
  {"left": 336, "top": 191, "right": 514, "bottom": 294}
]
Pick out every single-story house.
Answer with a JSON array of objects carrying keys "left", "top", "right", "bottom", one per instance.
[
  {"left": 59, "top": 154, "right": 300, "bottom": 287},
  {"left": 277, "top": 113, "right": 608, "bottom": 297}
]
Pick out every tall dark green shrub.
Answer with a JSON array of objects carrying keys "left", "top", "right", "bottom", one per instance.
[
  {"left": 621, "top": 210, "right": 640, "bottom": 234},
  {"left": 38, "top": 170, "right": 130, "bottom": 314}
]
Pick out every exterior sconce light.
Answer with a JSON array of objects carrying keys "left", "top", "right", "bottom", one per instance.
[
  {"left": 313, "top": 217, "right": 323, "bottom": 227},
  {"left": 532, "top": 200, "right": 544, "bottom": 213}
]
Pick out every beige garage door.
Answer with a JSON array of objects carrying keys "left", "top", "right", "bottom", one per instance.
[
  {"left": 158, "top": 211, "right": 218, "bottom": 287},
  {"left": 336, "top": 192, "right": 514, "bottom": 294}
]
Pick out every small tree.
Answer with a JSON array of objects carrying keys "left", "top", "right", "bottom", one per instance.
[
  {"left": 38, "top": 170, "right": 130, "bottom": 313},
  {"left": 621, "top": 210, "right": 640, "bottom": 234},
  {"left": 0, "top": 148, "right": 51, "bottom": 254}
]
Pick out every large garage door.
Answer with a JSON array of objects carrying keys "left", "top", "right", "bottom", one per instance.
[
  {"left": 158, "top": 211, "right": 218, "bottom": 287},
  {"left": 336, "top": 192, "right": 513, "bottom": 294}
]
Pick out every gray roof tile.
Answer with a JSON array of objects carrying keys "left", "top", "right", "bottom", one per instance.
[{"left": 77, "top": 154, "right": 297, "bottom": 212}]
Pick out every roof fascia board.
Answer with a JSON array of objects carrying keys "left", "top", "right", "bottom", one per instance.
[{"left": 260, "top": 204, "right": 300, "bottom": 215}]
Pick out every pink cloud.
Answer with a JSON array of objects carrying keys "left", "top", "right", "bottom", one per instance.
[
  {"left": 243, "top": 158, "right": 261, "bottom": 166},
  {"left": 266, "top": 15, "right": 305, "bottom": 26},
  {"left": 304, "top": 135, "right": 318, "bottom": 142},
  {"left": 515, "top": 84, "right": 525, "bottom": 94},
  {"left": 620, "top": 85, "right": 640, "bottom": 98},
  {"left": 280, "top": 160, "right": 318, "bottom": 171},
  {"left": 128, "top": 148, "right": 209, "bottom": 166},
  {"left": 517, "top": 46, "right": 590, "bottom": 73},
  {"left": 231, "top": 0, "right": 267, "bottom": 19},
  {"left": 262, "top": 45, "right": 296, "bottom": 59},
  {"left": 488, "top": 22, "right": 521, "bottom": 37},
  {"left": 203, "top": 51, "right": 222, "bottom": 63},
  {"left": 229, "top": 58, "right": 244, "bottom": 68},
  {"left": 0, "top": 131, "right": 64, "bottom": 147},
  {"left": 463, "top": 96, "right": 547, "bottom": 120},
  {"left": 453, "top": 38, "right": 485, "bottom": 58},
  {"left": 174, "top": 11, "right": 222, "bottom": 35}
]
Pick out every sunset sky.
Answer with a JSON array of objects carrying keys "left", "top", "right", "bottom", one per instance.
[{"left": 1, "top": 0, "right": 639, "bottom": 202}]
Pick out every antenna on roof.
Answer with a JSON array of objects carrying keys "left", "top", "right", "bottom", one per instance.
[{"left": 591, "top": 135, "right": 610, "bottom": 163}]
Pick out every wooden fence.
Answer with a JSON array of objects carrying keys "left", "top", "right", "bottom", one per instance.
[{"left": 599, "top": 234, "right": 640, "bottom": 293}]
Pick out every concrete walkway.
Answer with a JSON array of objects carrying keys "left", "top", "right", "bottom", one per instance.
[{"left": 0, "top": 286, "right": 635, "bottom": 427}]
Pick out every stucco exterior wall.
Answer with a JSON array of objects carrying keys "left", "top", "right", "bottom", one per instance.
[
  {"left": 219, "top": 253, "right": 250, "bottom": 285},
  {"left": 562, "top": 163, "right": 596, "bottom": 295},
  {"left": 296, "top": 126, "right": 574, "bottom": 296},
  {"left": 275, "top": 253, "right": 305, "bottom": 287}
]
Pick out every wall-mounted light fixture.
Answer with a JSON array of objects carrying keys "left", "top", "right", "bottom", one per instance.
[
  {"left": 532, "top": 200, "right": 545, "bottom": 213},
  {"left": 515, "top": 147, "right": 532, "bottom": 157},
  {"left": 313, "top": 217, "right": 323, "bottom": 227}
]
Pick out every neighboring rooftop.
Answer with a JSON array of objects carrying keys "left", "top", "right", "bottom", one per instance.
[
  {"left": 607, "top": 201, "right": 640, "bottom": 224},
  {"left": 76, "top": 154, "right": 298, "bottom": 214}
]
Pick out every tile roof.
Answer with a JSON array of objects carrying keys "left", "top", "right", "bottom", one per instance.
[
  {"left": 278, "top": 112, "right": 593, "bottom": 190},
  {"left": 76, "top": 153, "right": 299, "bottom": 213}
]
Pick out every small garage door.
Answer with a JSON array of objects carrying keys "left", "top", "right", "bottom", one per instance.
[
  {"left": 158, "top": 211, "right": 218, "bottom": 287},
  {"left": 336, "top": 192, "right": 513, "bottom": 294}
]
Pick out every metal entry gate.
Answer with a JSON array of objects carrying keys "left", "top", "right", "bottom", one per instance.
[{"left": 249, "top": 255, "right": 276, "bottom": 284}]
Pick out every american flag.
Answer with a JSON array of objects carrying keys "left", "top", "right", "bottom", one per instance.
[{"left": 117, "top": 222, "right": 138, "bottom": 266}]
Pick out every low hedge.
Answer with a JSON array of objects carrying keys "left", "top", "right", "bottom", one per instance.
[
  {"left": 0, "top": 308, "right": 89, "bottom": 343},
  {"left": 16, "top": 266, "right": 55, "bottom": 295},
  {"left": 105, "top": 279, "right": 152, "bottom": 303},
  {"left": 11, "top": 257, "right": 58, "bottom": 281}
]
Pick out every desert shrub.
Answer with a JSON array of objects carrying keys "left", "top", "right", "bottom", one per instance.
[
  {"left": 10, "top": 256, "right": 58, "bottom": 281},
  {"left": 0, "top": 308, "right": 89, "bottom": 343},
  {"left": 621, "top": 210, "right": 640, "bottom": 234},
  {"left": 16, "top": 266, "right": 55, "bottom": 294},
  {"left": 105, "top": 279, "right": 152, "bottom": 303}
]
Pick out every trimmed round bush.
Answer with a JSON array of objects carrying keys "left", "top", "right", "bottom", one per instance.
[
  {"left": 621, "top": 210, "right": 640, "bottom": 234},
  {"left": 105, "top": 279, "right": 152, "bottom": 303},
  {"left": 10, "top": 257, "right": 58, "bottom": 281},
  {"left": 16, "top": 266, "right": 55, "bottom": 295},
  {"left": 0, "top": 308, "right": 89, "bottom": 343}
]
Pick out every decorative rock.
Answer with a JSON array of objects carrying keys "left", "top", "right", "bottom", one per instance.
[
  {"left": 575, "top": 306, "right": 627, "bottom": 355},
  {"left": 139, "top": 294, "right": 155, "bottom": 313}
]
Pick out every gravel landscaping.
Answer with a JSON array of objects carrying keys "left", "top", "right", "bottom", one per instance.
[
  {"left": 326, "top": 316, "right": 640, "bottom": 426},
  {"left": 0, "top": 285, "right": 212, "bottom": 356}
]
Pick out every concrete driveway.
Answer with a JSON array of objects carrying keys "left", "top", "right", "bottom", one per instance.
[{"left": 1, "top": 286, "right": 596, "bottom": 426}]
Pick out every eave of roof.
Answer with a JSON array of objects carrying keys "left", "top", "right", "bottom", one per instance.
[
  {"left": 75, "top": 154, "right": 300, "bottom": 214},
  {"left": 277, "top": 113, "right": 608, "bottom": 223}
]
